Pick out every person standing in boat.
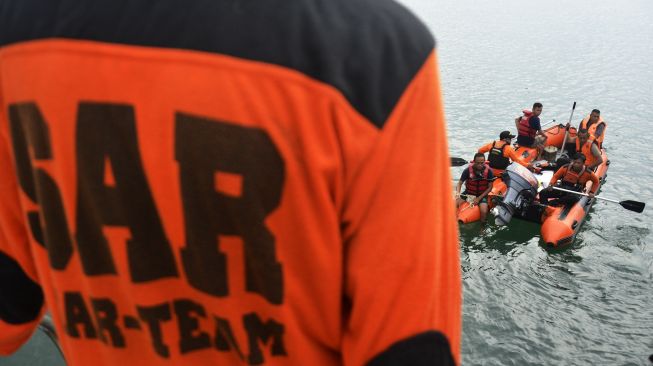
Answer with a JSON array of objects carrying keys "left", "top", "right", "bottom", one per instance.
[
  {"left": 477, "top": 130, "right": 533, "bottom": 176},
  {"left": 562, "top": 129, "right": 603, "bottom": 171},
  {"left": 455, "top": 153, "right": 494, "bottom": 221},
  {"left": 539, "top": 153, "right": 599, "bottom": 206},
  {"left": 515, "top": 102, "right": 548, "bottom": 147}
]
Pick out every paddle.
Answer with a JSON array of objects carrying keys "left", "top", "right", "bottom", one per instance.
[
  {"left": 556, "top": 102, "right": 576, "bottom": 160},
  {"left": 450, "top": 157, "right": 468, "bottom": 166},
  {"left": 552, "top": 186, "right": 645, "bottom": 213}
]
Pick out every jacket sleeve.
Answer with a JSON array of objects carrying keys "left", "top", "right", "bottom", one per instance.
[
  {"left": 594, "top": 122, "right": 606, "bottom": 138},
  {"left": 341, "top": 51, "right": 460, "bottom": 366},
  {"left": 506, "top": 146, "right": 529, "bottom": 167},
  {"left": 590, "top": 143, "right": 603, "bottom": 161},
  {"left": 587, "top": 173, "right": 600, "bottom": 194},
  {"left": 477, "top": 142, "right": 492, "bottom": 154},
  {"left": 0, "top": 96, "right": 45, "bottom": 355},
  {"left": 549, "top": 166, "right": 566, "bottom": 186}
]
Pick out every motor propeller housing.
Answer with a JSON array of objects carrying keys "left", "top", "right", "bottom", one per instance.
[{"left": 494, "top": 163, "right": 539, "bottom": 226}]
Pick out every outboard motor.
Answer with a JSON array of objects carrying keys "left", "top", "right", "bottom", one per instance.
[{"left": 494, "top": 163, "right": 539, "bottom": 226}]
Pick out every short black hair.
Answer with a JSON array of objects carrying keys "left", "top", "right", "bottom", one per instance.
[
  {"left": 591, "top": 109, "right": 600, "bottom": 115},
  {"left": 574, "top": 152, "right": 586, "bottom": 162},
  {"left": 473, "top": 152, "right": 485, "bottom": 161},
  {"left": 578, "top": 129, "right": 589, "bottom": 135},
  {"left": 533, "top": 102, "right": 543, "bottom": 109}
]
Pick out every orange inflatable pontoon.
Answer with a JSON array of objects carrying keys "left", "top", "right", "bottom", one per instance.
[{"left": 539, "top": 148, "right": 608, "bottom": 247}]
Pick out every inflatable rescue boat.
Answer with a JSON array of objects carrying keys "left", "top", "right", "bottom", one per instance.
[
  {"left": 492, "top": 134, "right": 608, "bottom": 247},
  {"left": 457, "top": 121, "right": 609, "bottom": 247},
  {"left": 456, "top": 124, "right": 577, "bottom": 224}
]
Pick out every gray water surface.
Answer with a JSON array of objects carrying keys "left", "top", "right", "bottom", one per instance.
[{"left": 398, "top": 0, "right": 653, "bottom": 364}]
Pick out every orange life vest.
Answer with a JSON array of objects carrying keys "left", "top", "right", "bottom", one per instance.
[
  {"left": 580, "top": 115, "right": 606, "bottom": 147},
  {"left": 575, "top": 137, "right": 600, "bottom": 167},
  {"left": 466, "top": 164, "right": 491, "bottom": 195},
  {"left": 561, "top": 164, "right": 590, "bottom": 188},
  {"left": 518, "top": 109, "right": 537, "bottom": 138}
]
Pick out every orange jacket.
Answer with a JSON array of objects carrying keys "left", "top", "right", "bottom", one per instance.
[
  {"left": 0, "top": 1, "right": 460, "bottom": 365},
  {"left": 478, "top": 140, "right": 529, "bottom": 168},
  {"left": 549, "top": 165, "right": 600, "bottom": 194}
]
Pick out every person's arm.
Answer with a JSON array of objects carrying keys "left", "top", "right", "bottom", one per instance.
[
  {"left": 342, "top": 51, "right": 460, "bottom": 365},
  {"left": 594, "top": 122, "right": 606, "bottom": 139},
  {"left": 587, "top": 143, "right": 603, "bottom": 171},
  {"left": 585, "top": 172, "right": 600, "bottom": 195},
  {"left": 476, "top": 185, "right": 493, "bottom": 203},
  {"left": 0, "top": 113, "right": 45, "bottom": 355},
  {"left": 549, "top": 166, "right": 566, "bottom": 187},
  {"left": 455, "top": 170, "right": 468, "bottom": 198},
  {"left": 506, "top": 146, "right": 530, "bottom": 168},
  {"left": 476, "top": 182, "right": 493, "bottom": 204},
  {"left": 533, "top": 118, "right": 547, "bottom": 138},
  {"left": 477, "top": 142, "right": 493, "bottom": 154}
]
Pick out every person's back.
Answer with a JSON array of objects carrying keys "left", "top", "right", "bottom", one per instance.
[
  {"left": 0, "top": 1, "right": 460, "bottom": 365},
  {"left": 484, "top": 140, "right": 511, "bottom": 170},
  {"left": 478, "top": 131, "right": 531, "bottom": 176}
]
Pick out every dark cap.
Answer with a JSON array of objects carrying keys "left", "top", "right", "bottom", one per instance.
[{"left": 500, "top": 131, "right": 516, "bottom": 139}]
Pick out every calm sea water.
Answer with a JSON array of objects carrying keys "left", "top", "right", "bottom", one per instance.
[{"left": 397, "top": 0, "right": 653, "bottom": 364}]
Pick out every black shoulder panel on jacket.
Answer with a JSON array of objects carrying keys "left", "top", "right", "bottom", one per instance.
[
  {"left": 0, "top": 0, "right": 435, "bottom": 129},
  {"left": 366, "top": 331, "right": 455, "bottom": 366},
  {"left": 0, "top": 250, "right": 44, "bottom": 324}
]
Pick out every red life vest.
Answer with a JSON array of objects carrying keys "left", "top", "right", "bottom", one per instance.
[
  {"left": 488, "top": 140, "right": 511, "bottom": 170},
  {"left": 518, "top": 109, "right": 536, "bottom": 138},
  {"left": 575, "top": 137, "right": 599, "bottom": 167},
  {"left": 465, "top": 164, "right": 491, "bottom": 195}
]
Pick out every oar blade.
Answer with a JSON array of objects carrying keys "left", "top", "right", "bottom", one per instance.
[
  {"left": 450, "top": 157, "right": 468, "bottom": 167},
  {"left": 620, "top": 200, "right": 645, "bottom": 213}
]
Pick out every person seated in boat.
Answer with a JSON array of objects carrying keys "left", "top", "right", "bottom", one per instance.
[
  {"left": 578, "top": 109, "right": 606, "bottom": 148},
  {"left": 515, "top": 102, "right": 547, "bottom": 147},
  {"left": 455, "top": 153, "right": 494, "bottom": 221},
  {"left": 562, "top": 128, "right": 603, "bottom": 171},
  {"left": 477, "top": 131, "right": 534, "bottom": 175},
  {"left": 539, "top": 153, "right": 599, "bottom": 207},
  {"left": 563, "top": 109, "right": 606, "bottom": 146},
  {"left": 530, "top": 135, "right": 556, "bottom": 169},
  {"left": 533, "top": 134, "right": 547, "bottom": 156}
]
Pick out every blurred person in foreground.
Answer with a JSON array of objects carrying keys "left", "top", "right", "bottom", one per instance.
[{"left": 0, "top": 0, "right": 460, "bottom": 365}]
